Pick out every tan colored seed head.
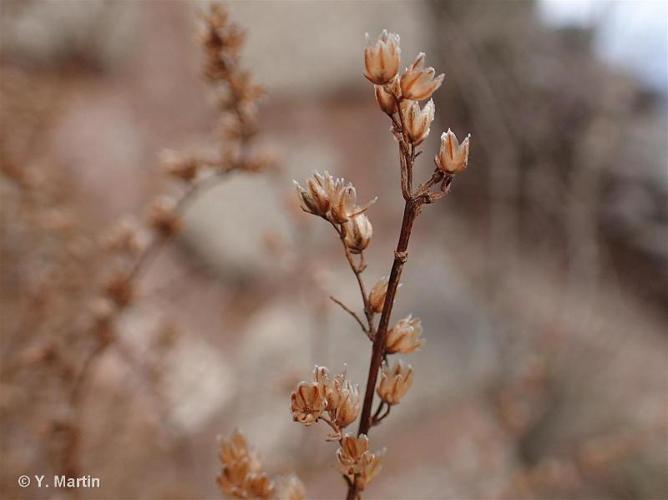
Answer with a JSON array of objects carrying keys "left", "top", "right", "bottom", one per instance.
[
  {"left": 377, "top": 360, "right": 413, "bottom": 405},
  {"left": 435, "top": 129, "right": 471, "bottom": 174},
  {"left": 374, "top": 84, "right": 398, "bottom": 115},
  {"left": 400, "top": 99, "right": 435, "bottom": 145},
  {"left": 386, "top": 315, "right": 424, "bottom": 354},
  {"left": 368, "top": 277, "right": 389, "bottom": 314},
  {"left": 290, "top": 381, "right": 327, "bottom": 425},
  {"left": 364, "top": 30, "right": 401, "bottom": 85},
  {"left": 343, "top": 212, "right": 373, "bottom": 254},
  {"left": 400, "top": 52, "right": 444, "bottom": 101}
]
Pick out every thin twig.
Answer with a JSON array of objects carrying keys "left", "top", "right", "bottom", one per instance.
[{"left": 329, "top": 296, "right": 370, "bottom": 336}]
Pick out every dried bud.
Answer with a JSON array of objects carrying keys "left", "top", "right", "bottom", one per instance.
[
  {"left": 386, "top": 315, "right": 424, "bottom": 354},
  {"left": 400, "top": 99, "right": 434, "bottom": 145},
  {"left": 337, "top": 434, "right": 384, "bottom": 491},
  {"left": 147, "top": 196, "right": 181, "bottom": 236},
  {"left": 290, "top": 381, "right": 327, "bottom": 425},
  {"left": 374, "top": 85, "right": 397, "bottom": 115},
  {"left": 400, "top": 52, "right": 444, "bottom": 101},
  {"left": 435, "top": 129, "right": 470, "bottom": 174},
  {"left": 377, "top": 360, "right": 413, "bottom": 405},
  {"left": 343, "top": 213, "right": 372, "bottom": 254},
  {"left": 275, "top": 475, "right": 305, "bottom": 500},
  {"left": 364, "top": 30, "right": 401, "bottom": 85},
  {"left": 368, "top": 277, "right": 389, "bottom": 314}
]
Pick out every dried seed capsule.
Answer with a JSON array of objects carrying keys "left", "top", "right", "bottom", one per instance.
[
  {"left": 290, "top": 381, "right": 327, "bottom": 425},
  {"left": 364, "top": 30, "right": 401, "bottom": 85},
  {"left": 435, "top": 129, "right": 471, "bottom": 174},
  {"left": 377, "top": 360, "right": 413, "bottom": 405},
  {"left": 368, "top": 277, "right": 389, "bottom": 313},
  {"left": 400, "top": 99, "right": 435, "bottom": 145},
  {"left": 386, "top": 315, "right": 424, "bottom": 354},
  {"left": 343, "top": 213, "right": 373, "bottom": 254},
  {"left": 400, "top": 52, "right": 444, "bottom": 101},
  {"left": 374, "top": 84, "right": 397, "bottom": 115}
]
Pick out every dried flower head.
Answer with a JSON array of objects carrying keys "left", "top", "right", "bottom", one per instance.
[
  {"left": 435, "top": 129, "right": 471, "bottom": 175},
  {"left": 377, "top": 360, "right": 413, "bottom": 405},
  {"left": 400, "top": 52, "right": 444, "bottom": 101},
  {"left": 364, "top": 30, "right": 401, "bottom": 85},
  {"left": 217, "top": 431, "right": 267, "bottom": 498},
  {"left": 312, "top": 366, "right": 360, "bottom": 430},
  {"left": 294, "top": 175, "right": 330, "bottom": 217},
  {"left": 343, "top": 213, "right": 373, "bottom": 254},
  {"left": 386, "top": 315, "right": 424, "bottom": 354},
  {"left": 161, "top": 149, "right": 200, "bottom": 182},
  {"left": 290, "top": 381, "right": 327, "bottom": 425},
  {"left": 336, "top": 433, "right": 370, "bottom": 474},
  {"left": 337, "top": 434, "right": 384, "bottom": 491},
  {"left": 147, "top": 196, "right": 181, "bottom": 236},
  {"left": 400, "top": 99, "right": 435, "bottom": 145},
  {"left": 374, "top": 85, "right": 397, "bottom": 115},
  {"left": 368, "top": 277, "right": 389, "bottom": 314},
  {"left": 329, "top": 183, "right": 357, "bottom": 224}
]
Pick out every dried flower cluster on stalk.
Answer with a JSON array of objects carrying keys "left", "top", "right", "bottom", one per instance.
[
  {"left": 288, "top": 29, "right": 471, "bottom": 499},
  {"left": 0, "top": 2, "right": 273, "bottom": 485},
  {"left": 217, "top": 431, "right": 304, "bottom": 500}
]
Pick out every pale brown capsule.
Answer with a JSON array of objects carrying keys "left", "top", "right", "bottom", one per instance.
[
  {"left": 329, "top": 183, "right": 357, "bottom": 224},
  {"left": 336, "top": 434, "right": 384, "bottom": 490},
  {"left": 435, "top": 129, "right": 471, "bottom": 174},
  {"left": 400, "top": 52, "right": 444, "bottom": 101},
  {"left": 377, "top": 360, "right": 413, "bottom": 405},
  {"left": 386, "top": 315, "right": 424, "bottom": 354},
  {"left": 343, "top": 213, "right": 373, "bottom": 254},
  {"left": 217, "top": 431, "right": 264, "bottom": 497},
  {"left": 364, "top": 30, "right": 401, "bottom": 85},
  {"left": 400, "top": 99, "right": 435, "bottom": 145},
  {"left": 368, "top": 277, "right": 389, "bottom": 313},
  {"left": 331, "top": 380, "right": 360, "bottom": 429},
  {"left": 336, "top": 434, "right": 370, "bottom": 474},
  {"left": 290, "top": 381, "right": 327, "bottom": 425},
  {"left": 374, "top": 84, "right": 397, "bottom": 115}
]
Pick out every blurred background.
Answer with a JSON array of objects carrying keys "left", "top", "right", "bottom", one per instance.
[{"left": 1, "top": 1, "right": 667, "bottom": 499}]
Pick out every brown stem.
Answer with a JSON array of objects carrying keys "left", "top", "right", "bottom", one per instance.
[{"left": 357, "top": 199, "right": 417, "bottom": 437}]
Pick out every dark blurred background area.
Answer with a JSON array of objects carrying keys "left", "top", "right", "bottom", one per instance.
[{"left": 1, "top": 1, "right": 666, "bottom": 499}]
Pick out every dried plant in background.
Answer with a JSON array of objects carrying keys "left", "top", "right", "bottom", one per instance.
[
  {"left": 288, "top": 30, "right": 471, "bottom": 499},
  {"left": 1, "top": 2, "right": 271, "bottom": 492}
]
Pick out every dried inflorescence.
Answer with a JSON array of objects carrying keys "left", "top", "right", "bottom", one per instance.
[
  {"left": 216, "top": 431, "right": 304, "bottom": 500},
  {"left": 385, "top": 315, "right": 424, "bottom": 354},
  {"left": 336, "top": 434, "right": 384, "bottom": 491},
  {"left": 291, "top": 366, "right": 361, "bottom": 439},
  {"left": 287, "top": 28, "right": 471, "bottom": 499}
]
